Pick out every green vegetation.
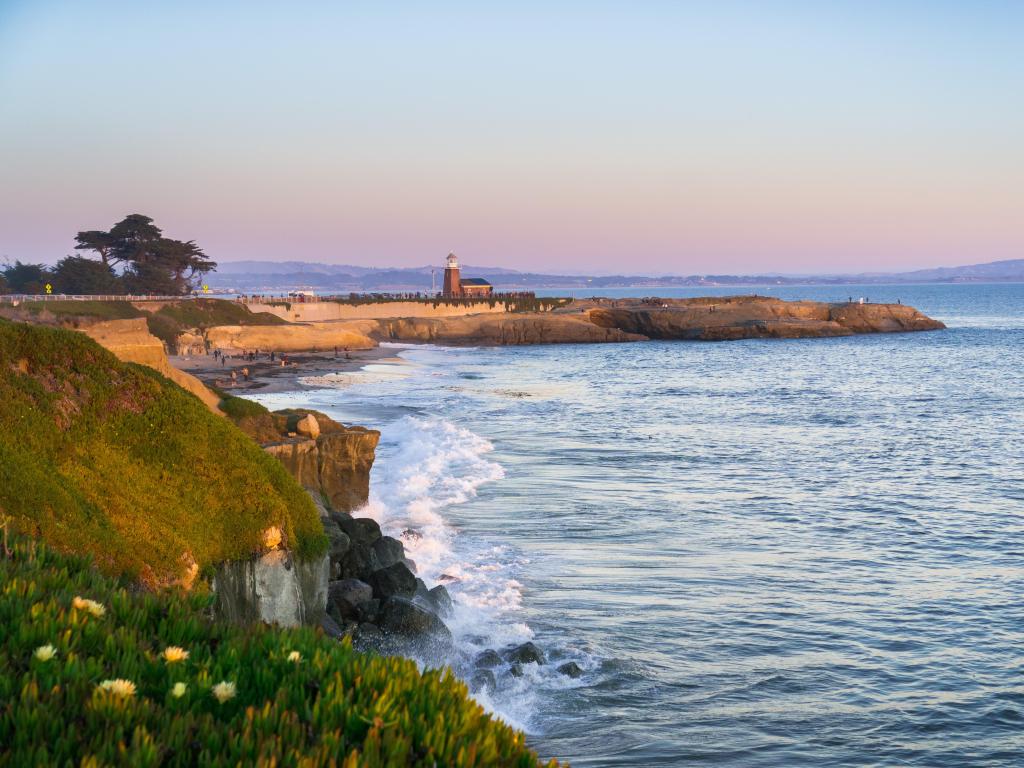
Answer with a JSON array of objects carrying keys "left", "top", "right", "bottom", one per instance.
[
  {"left": 217, "top": 393, "right": 270, "bottom": 421},
  {"left": 0, "top": 537, "right": 558, "bottom": 767},
  {"left": 20, "top": 299, "right": 147, "bottom": 321},
  {"left": 0, "top": 320, "right": 325, "bottom": 586}
]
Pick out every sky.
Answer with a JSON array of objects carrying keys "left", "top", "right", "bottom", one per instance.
[{"left": 1, "top": 1, "right": 1021, "bottom": 275}]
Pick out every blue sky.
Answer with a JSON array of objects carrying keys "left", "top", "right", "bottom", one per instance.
[{"left": 1, "top": 1, "right": 1021, "bottom": 273}]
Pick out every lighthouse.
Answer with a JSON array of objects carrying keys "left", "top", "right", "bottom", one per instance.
[{"left": 442, "top": 252, "right": 462, "bottom": 297}]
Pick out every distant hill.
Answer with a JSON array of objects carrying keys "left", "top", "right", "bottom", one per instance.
[{"left": 207, "top": 257, "right": 1024, "bottom": 292}]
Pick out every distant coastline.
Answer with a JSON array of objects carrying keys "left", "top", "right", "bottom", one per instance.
[{"left": 204, "top": 257, "right": 1024, "bottom": 294}]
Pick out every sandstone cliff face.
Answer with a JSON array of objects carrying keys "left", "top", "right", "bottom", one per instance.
[
  {"left": 587, "top": 297, "right": 944, "bottom": 341},
  {"left": 79, "top": 318, "right": 222, "bottom": 410},
  {"left": 204, "top": 322, "right": 375, "bottom": 352},
  {"left": 263, "top": 425, "right": 379, "bottom": 515},
  {"left": 371, "top": 314, "right": 645, "bottom": 345}
]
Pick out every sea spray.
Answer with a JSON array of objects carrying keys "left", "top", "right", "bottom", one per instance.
[{"left": 352, "top": 414, "right": 545, "bottom": 727}]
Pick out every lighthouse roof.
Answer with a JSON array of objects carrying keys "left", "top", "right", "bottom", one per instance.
[{"left": 460, "top": 277, "right": 492, "bottom": 286}]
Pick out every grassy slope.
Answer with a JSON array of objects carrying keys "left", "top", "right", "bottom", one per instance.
[
  {"left": 21, "top": 300, "right": 147, "bottom": 321},
  {"left": 0, "top": 537, "right": 557, "bottom": 767},
  {"left": 0, "top": 320, "right": 325, "bottom": 586}
]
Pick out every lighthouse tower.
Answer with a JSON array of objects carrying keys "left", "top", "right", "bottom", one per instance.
[{"left": 442, "top": 252, "right": 462, "bottom": 297}]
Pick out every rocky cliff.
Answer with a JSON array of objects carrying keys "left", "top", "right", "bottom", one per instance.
[
  {"left": 585, "top": 296, "right": 944, "bottom": 340},
  {"left": 166, "top": 295, "right": 943, "bottom": 352},
  {"left": 367, "top": 313, "right": 645, "bottom": 345},
  {"left": 204, "top": 322, "right": 375, "bottom": 352},
  {"left": 209, "top": 407, "right": 379, "bottom": 628},
  {"left": 258, "top": 411, "right": 380, "bottom": 514}
]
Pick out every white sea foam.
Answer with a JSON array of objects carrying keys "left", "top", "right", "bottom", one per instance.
[{"left": 351, "top": 414, "right": 550, "bottom": 729}]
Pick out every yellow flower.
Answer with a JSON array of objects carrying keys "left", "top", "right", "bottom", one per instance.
[
  {"left": 287, "top": 650, "right": 302, "bottom": 663},
  {"left": 171, "top": 682, "right": 188, "bottom": 698},
  {"left": 98, "top": 679, "right": 137, "bottom": 697},
  {"left": 34, "top": 644, "right": 57, "bottom": 662},
  {"left": 162, "top": 646, "right": 189, "bottom": 663},
  {"left": 72, "top": 596, "right": 105, "bottom": 617},
  {"left": 212, "top": 681, "right": 236, "bottom": 703}
]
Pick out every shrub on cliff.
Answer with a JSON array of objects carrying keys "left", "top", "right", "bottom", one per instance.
[
  {"left": 0, "top": 319, "right": 325, "bottom": 586},
  {"left": 0, "top": 537, "right": 558, "bottom": 767}
]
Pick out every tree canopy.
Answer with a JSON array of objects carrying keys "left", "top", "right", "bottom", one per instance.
[{"left": 71, "top": 214, "right": 216, "bottom": 295}]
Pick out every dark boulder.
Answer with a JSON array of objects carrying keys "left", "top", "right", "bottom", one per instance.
[
  {"left": 557, "top": 661, "right": 583, "bottom": 678},
  {"left": 413, "top": 578, "right": 432, "bottom": 604},
  {"left": 474, "top": 649, "right": 502, "bottom": 669},
  {"left": 352, "top": 622, "right": 385, "bottom": 653},
  {"left": 335, "top": 515, "right": 381, "bottom": 548},
  {"left": 470, "top": 669, "right": 497, "bottom": 692},
  {"left": 367, "top": 561, "right": 417, "bottom": 600},
  {"left": 378, "top": 596, "right": 452, "bottom": 641},
  {"left": 428, "top": 584, "right": 454, "bottom": 616},
  {"left": 327, "top": 579, "right": 372, "bottom": 621},
  {"left": 336, "top": 546, "right": 373, "bottom": 581},
  {"left": 506, "top": 642, "right": 546, "bottom": 666},
  {"left": 321, "top": 613, "right": 344, "bottom": 639},
  {"left": 508, "top": 663, "right": 524, "bottom": 678},
  {"left": 322, "top": 519, "right": 351, "bottom": 561},
  {"left": 355, "top": 598, "right": 380, "bottom": 624},
  {"left": 372, "top": 536, "right": 406, "bottom": 570}
]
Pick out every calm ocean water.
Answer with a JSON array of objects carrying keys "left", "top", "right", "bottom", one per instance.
[{"left": 252, "top": 284, "right": 1024, "bottom": 767}]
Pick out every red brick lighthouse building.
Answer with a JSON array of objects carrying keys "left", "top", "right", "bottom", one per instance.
[
  {"left": 442, "top": 252, "right": 461, "bottom": 296},
  {"left": 441, "top": 252, "right": 493, "bottom": 298}
]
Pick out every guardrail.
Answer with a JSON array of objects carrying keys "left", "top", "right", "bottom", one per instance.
[
  {"left": 0, "top": 294, "right": 205, "bottom": 303},
  {"left": 237, "top": 291, "right": 540, "bottom": 304}
]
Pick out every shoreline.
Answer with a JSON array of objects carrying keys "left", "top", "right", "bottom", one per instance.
[{"left": 173, "top": 344, "right": 411, "bottom": 395}]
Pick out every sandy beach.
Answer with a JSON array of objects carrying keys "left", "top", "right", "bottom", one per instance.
[{"left": 173, "top": 344, "right": 409, "bottom": 394}]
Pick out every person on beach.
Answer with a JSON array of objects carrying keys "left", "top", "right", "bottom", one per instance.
[
  {"left": 242, "top": 367, "right": 249, "bottom": 381},
  {"left": 230, "top": 370, "right": 237, "bottom": 386},
  {"left": 270, "top": 351, "right": 275, "bottom": 362}
]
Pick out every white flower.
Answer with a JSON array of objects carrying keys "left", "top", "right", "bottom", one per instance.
[
  {"left": 162, "top": 646, "right": 189, "bottom": 663},
  {"left": 171, "top": 682, "right": 188, "bottom": 699},
  {"left": 34, "top": 644, "right": 57, "bottom": 662},
  {"left": 212, "top": 681, "right": 236, "bottom": 703},
  {"left": 98, "top": 679, "right": 137, "bottom": 697},
  {"left": 287, "top": 650, "right": 302, "bottom": 663},
  {"left": 72, "top": 596, "right": 105, "bottom": 617}
]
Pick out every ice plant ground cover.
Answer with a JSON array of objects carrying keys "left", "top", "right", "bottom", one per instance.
[{"left": 0, "top": 537, "right": 560, "bottom": 767}]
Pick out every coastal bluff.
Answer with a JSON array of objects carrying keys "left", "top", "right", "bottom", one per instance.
[
  {"left": 353, "top": 295, "right": 944, "bottom": 346},
  {"left": 583, "top": 296, "right": 945, "bottom": 341}
]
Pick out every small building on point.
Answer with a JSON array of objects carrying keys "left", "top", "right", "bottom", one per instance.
[{"left": 441, "top": 252, "right": 492, "bottom": 298}]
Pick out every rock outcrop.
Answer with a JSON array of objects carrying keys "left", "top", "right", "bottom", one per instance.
[
  {"left": 213, "top": 549, "right": 329, "bottom": 627},
  {"left": 368, "top": 314, "right": 645, "bottom": 346},
  {"left": 204, "top": 322, "right": 374, "bottom": 352},
  {"left": 260, "top": 412, "right": 379, "bottom": 514},
  {"left": 585, "top": 296, "right": 945, "bottom": 341},
  {"left": 183, "top": 296, "right": 943, "bottom": 353}
]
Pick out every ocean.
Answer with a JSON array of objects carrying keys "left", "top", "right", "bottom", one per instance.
[{"left": 250, "top": 283, "right": 1024, "bottom": 767}]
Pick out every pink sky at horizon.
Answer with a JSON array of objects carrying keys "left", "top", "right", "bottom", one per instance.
[{"left": 1, "top": 2, "right": 1021, "bottom": 274}]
